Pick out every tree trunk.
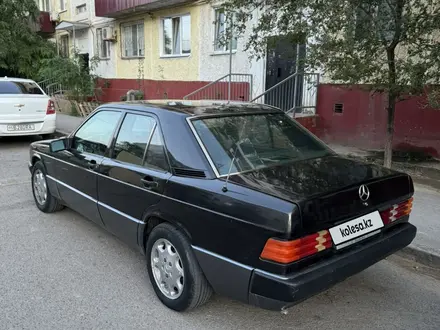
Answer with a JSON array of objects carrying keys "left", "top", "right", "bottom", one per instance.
[
  {"left": 385, "top": 43, "right": 398, "bottom": 169},
  {"left": 384, "top": 93, "right": 396, "bottom": 168}
]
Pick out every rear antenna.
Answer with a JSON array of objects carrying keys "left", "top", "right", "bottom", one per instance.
[
  {"left": 222, "top": 147, "right": 239, "bottom": 192},
  {"left": 222, "top": 118, "right": 249, "bottom": 193}
]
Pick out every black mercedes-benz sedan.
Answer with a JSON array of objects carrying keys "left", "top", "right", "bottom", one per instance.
[{"left": 28, "top": 100, "right": 417, "bottom": 312}]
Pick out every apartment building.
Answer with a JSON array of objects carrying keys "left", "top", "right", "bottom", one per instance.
[
  {"left": 91, "top": 0, "right": 264, "bottom": 102},
  {"left": 36, "top": 0, "right": 115, "bottom": 78},
  {"left": 36, "top": 0, "right": 310, "bottom": 111},
  {"left": 91, "top": 0, "right": 308, "bottom": 106}
]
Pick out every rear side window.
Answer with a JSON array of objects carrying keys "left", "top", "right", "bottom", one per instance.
[
  {"left": 145, "top": 127, "right": 169, "bottom": 171},
  {"left": 0, "top": 81, "right": 44, "bottom": 94},
  {"left": 112, "top": 113, "right": 169, "bottom": 171},
  {"left": 113, "top": 114, "right": 156, "bottom": 166}
]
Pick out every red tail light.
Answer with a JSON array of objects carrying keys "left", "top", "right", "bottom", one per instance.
[
  {"left": 380, "top": 198, "right": 413, "bottom": 225},
  {"left": 46, "top": 100, "right": 56, "bottom": 115},
  {"left": 260, "top": 230, "right": 333, "bottom": 264}
]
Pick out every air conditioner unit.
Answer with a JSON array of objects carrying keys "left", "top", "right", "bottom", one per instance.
[
  {"left": 102, "top": 27, "right": 117, "bottom": 42},
  {"left": 50, "top": 11, "right": 60, "bottom": 22}
]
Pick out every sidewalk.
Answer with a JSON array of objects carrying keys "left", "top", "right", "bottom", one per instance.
[
  {"left": 55, "top": 113, "right": 440, "bottom": 269},
  {"left": 56, "top": 113, "right": 84, "bottom": 135},
  {"left": 329, "top": 144, "right": 440, "bottom": 187}
]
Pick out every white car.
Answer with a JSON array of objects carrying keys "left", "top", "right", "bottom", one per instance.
[{"left": 0, "top": 77, "right": 56, "bottom": 138}]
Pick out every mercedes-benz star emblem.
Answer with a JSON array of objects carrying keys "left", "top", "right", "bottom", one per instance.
[{"left": 359, "top": 185, "right": 370, "bottom": 202}]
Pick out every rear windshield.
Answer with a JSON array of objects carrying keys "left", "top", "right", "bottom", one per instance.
[
  {"left": 0, "top": 81, "right": 44, "bottom": 95},
  {"left": 192, "top": 112, "right": 332, "bottom": 176}
]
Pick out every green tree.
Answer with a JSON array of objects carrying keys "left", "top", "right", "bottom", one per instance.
[
  {"left": 221, "top": 0, "right": 440, "bottom": 167},
  {"left": 0, "top": 0, "right": 56, "bottom": 78},
  {"left": 38, "top": 48, "right": 101, "bottom": 101}
]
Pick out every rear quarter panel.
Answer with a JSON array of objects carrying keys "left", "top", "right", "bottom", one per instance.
[{"left": 148, "top": 176, "right": 299, "bottom": 271}]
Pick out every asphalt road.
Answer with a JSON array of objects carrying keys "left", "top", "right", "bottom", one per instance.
[{"left": 0, "top": 136, "right": 439, "bottom": 330}]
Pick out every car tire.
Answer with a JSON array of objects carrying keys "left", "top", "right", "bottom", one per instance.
[
  {"left": 31, "top": 161, "right": 64, "bottom": 213},
  {"left": 146, "top": 223, "right": 213, "bottom": 312}
]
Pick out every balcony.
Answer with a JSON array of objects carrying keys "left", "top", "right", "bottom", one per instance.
[
  {"left": 31, "top": 11, "right": 55, "bottom": 35},
  {"left": 95, "top": 0, "right": 195, "bottom": 18}
]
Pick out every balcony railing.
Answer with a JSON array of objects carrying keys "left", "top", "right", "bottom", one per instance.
[
  {"left": 30, "top": 11, "right": 55, "bottom": 34},
  {"left": 95, "top": 0, "right": 195, "bottom": 17}
]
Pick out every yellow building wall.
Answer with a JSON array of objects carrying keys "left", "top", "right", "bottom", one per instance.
[
  {"left": 52, "top": 0, "right": 72, "bottom": 48},
  {"left": 115, "top": 4, "right": 201, "bottom": 81},
  {"left": 58, "top": 0, "right": 71, "bottom": 21},
  {"left": 115, "top": 13, "right": 147, "bottom": 79}
]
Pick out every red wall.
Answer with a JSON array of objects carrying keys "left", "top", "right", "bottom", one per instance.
[
  {"left": 95, "top": 0, "right": 158, "bottom": 16},
  {"left": 295, "top": 115, "right": 320, "bottom": 135},
  {"left": 96, "top": 78, "right": 250, "bottom": 103},
  {"left": 94, "top": 0, "right": 193, "bottom": 17},
  {"left": 315, "top": 84, "right": 440, "bottom": 157}
]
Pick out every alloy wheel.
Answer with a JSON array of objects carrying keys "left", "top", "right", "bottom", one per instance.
[
  {"left": 33, "top": 169, "right": 47, "bottom": 205},
  {"left": 150, "top": 238, "right": 185, "bottom": 300}
]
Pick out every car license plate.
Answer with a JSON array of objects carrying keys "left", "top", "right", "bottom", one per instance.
[
  {"left": 329, "top": 211, "right": 384, "bottom": 246},
  {"left": 7, "top": 124, "right": 35, "bottom": 131}
]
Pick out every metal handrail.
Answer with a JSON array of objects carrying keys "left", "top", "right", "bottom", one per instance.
[
  {"left": 251, "top": 72, "right": 310, "bottom": 102},
  {"left": 183, "top": 73, "right": 253, "bottom": 101},
  {"left": 37, "top": 79, "right": 51, "bottom": 85},
  {"left": 183, "top": 74, "right": 230, "bottom": 100},
  {"left": 251, "top": 72, "right": 320, "bottom": 115}
]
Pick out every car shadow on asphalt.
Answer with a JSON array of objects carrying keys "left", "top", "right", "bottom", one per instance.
[{"left": 0, "top": 136, "right": 41, "bottom": 148}]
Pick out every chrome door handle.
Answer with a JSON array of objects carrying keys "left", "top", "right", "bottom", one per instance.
[
  {"left": 88, "top": 160, "right": 98, "bottom": 169},
  {"left": 14, "top": 104, "right": 25, "bottom": 107},
  {"left": 141, "top": 178, "right": 159, "bottom": 189}
]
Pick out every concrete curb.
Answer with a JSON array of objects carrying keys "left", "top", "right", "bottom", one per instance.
[
  {"left": 396, "top": 246, "right": 440, "bottom": 270},
  {"left": 54, "top": 130, "right": 69, "bottom": 137}
]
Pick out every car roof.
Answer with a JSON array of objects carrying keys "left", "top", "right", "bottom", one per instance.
[
  {"left": 0, "top": 77, "right": 37, "bottom": 83},
  {"left": 102, "top": 99, "right": 282, "bottom": 117}
]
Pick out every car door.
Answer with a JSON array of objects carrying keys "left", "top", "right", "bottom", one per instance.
[
  {"left": 97, "top": 112, "right": 172, "bottom": 248},
  {"left": 53, "top": 109, "right": 123, "bottom": 226}
]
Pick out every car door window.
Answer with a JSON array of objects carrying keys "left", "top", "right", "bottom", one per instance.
[
  {"left": 113, "top": 114, "right": 155, "bottom": 166},
  {"left": 72, "top": 110, "right": 122, "bottom": 156},
  {"left": 145, "top": 127, "right": 169, "bottom": 171}
]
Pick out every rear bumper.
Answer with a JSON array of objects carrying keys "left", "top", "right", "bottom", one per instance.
[
  {"left": 193, "top": 223, "right": 417, "bottom": 311},
  {"left": 248, "top": 223, "right": 417, "bottom": 310},
  {"left": 0, "top": 115, "right": 56, "bottom": 136}
]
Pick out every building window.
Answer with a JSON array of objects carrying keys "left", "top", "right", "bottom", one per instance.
[
  {"left": 214, "top": 8, "right": 237, "bottom": 52},
  {"left": 60, "top": 35, "right": 69, "bottom": 58},
  {"left": 96, "top": 28, "right": 110, "bottom": 59},
  {"left": 161, "top": 14, "right": 191, "bottom": 56},
  {"left": 76, "top": 4, "right": 87, "bottom": 14},
  {"left": 60, "top": 0, "right": 66, "bottom": 11},
  {"left": 121, "top": 22, "right": 145, "bottom": 58},
  {"left": 40, "top": 0, "right": 50, "bottom": 11}
]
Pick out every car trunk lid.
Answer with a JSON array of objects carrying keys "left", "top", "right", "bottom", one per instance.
[
  {"left": 0, "top": 95, "right": 49, "bottom": 122},
  {"left": 0, "top": 80, "right": 49, "bottom": 122},
  {"left": 226, "top": 156, "right": 413, "bottom": 234}
]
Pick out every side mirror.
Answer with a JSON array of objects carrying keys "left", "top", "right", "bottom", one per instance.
[{"left": 49, "top": 137, "right": 70, "bottom": 153}]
